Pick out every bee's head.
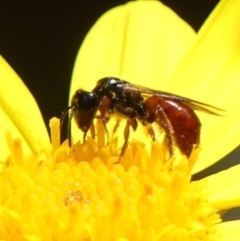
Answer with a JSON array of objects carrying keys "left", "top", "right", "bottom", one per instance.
[
  {"left": 70, "top": 89, "right": 100, "bottom": 132},
  {"left": 60, "top": 89, "right": 100, "bottom": 146}
]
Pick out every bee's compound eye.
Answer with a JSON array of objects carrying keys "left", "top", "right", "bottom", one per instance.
[
  {"left": 73, "top": 90, "right": 99, "bottom": 110},
  {"left": 71, "top": 90, "right": 100, "bottom": 132}
]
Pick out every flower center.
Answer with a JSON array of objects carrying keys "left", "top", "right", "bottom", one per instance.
[{"left": 0, "top": 118, "right": 221, "bottom": 241}]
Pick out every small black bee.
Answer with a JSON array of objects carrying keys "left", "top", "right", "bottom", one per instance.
[{"left": 61, "top": 77, "right": 222, "bottom": 158}]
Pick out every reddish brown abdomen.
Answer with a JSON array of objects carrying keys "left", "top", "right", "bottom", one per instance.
[{"left": 144, "top": 96, "right": 201, "bottom": 157}]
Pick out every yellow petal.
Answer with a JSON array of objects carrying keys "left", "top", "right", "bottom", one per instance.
[
  {"left": 217, "top": 221, "right": 240, "bottom": 241},
  {"left": 0, "top": 56, "right": 49, "bottom": 160},
  {"left": 71, "top": 1, "right": 195, "bottom": 92},
  {"left": 70, "top": 0, "right": 195, "bottom": 145},
  {"left": 204, "top": 165, "right": 240, "bottom": 210},
  {"left": 208, "top": 187, "right": 240, "bottom": 211},
  {"left": 205, "top": 164, "right": 240, "bottom": 193},
  {"left": 167, "top": 0, "right": 240, "bottom": 172}
]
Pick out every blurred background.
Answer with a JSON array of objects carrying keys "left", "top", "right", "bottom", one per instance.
[{"left": 0, "top": 0, "right": 239, "bottom": 220}]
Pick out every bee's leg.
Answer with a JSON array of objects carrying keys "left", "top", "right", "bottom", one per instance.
[
  {"left": 98, "top": 96, "right": 112, "bottom": 144},
  {"left": 111, "top": 119, "right": 121, "bottom": 138},
  {"left": 155, "top": 108, "right": 174, "bottom": 157},
  {"left": 118, "top": 118, "right": 137, "bottom": 162},
  {"left": 90, "top": 123, "right": 96, "bottom": 139},
  {"left": 146, "top": 124, "right": 156, "bottom": 141},
  {"left": 144, "top": 97, "right": 174, "bottom": 157}
]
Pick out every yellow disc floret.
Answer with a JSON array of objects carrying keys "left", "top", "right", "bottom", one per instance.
[{"left": 0, "top": 118, "right": 221, "bottom": 241}]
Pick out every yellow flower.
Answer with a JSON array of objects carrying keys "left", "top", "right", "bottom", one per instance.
[
  {"left": 0, "top": 118, "right": 225, "bottom": 240},
  {"left": 0, "top": 0, "right": 240, "bottom": 241}
]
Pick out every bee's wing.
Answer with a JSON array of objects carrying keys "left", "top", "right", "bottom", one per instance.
[{"left": 122, "top": 83, "right": 224, "bottom": 116}]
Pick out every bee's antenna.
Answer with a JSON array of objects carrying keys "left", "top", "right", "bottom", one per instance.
[
  {"left": 60, "top": 106, "right": 73, "bottom": 147},
  {"left": 68, "top": 108, "right": 74, "bottom": 147}
]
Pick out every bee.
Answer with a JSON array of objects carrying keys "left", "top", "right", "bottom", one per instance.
[{"left": 61, "top": 77, "right": 223, "bottom": 158}]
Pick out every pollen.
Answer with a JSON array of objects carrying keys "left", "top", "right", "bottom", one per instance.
[{"left": 0, "top": 118, "right": 222, "bottom": 241}]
